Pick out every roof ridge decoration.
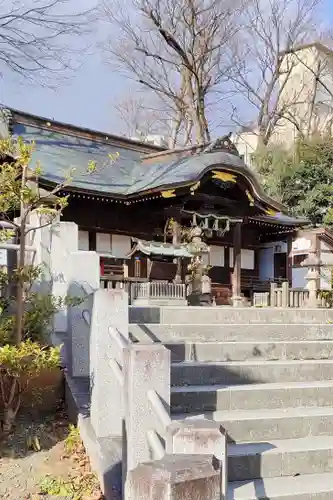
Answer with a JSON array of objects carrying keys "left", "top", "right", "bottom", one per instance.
[
  {"left": 143, "top": 133, "right": 238, "bottom": 162},
  {"left": 200, "top": 133, "right": 239, "bottom": 156}
]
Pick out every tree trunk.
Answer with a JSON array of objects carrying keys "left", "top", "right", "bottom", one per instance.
[
  {"left": 15, "top": 164, "right": 28, "bottom": 345},
  {"left": 0, "top": 373, "right": 21, "bottom": 436}
]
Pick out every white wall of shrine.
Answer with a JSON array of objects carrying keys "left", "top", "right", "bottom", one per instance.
[
  {"left": 78, "top": 230, "right": 131, "bottom": 259},
  {"left": 205, "top": 246, "right": 255, "bottom": 270},
  {"left": 291, "top": 236, "right": 311, "bottom": 289}
]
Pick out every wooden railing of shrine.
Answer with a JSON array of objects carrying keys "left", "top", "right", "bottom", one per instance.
[
  {"left": 132, "top": 282, "right": 186, "bottom": 302},
  {"left": 100, "top": 278, "right": 186, "bottom": 304}
]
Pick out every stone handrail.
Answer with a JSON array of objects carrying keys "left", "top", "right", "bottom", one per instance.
[
  {"left": 146, "top": 429, "right": 165, "bottom": 460},
  {"left": 108, "top": 358, "right": 124, "bottom": 387},
  {"left": 146, "top": 388, "right": 171, "bottom": 460},
  {"left": 147, "top": 389, "right": 172, "bottom": 430},
  {"left": 111, "top": 326, "right": 129, "bottom": 353}
]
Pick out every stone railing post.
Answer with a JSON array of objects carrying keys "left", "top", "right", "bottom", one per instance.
[
  {"left": 281, "top": 281, "right": 289, "bottom": 308},
  {"left": 90, "top": 289, "right": 129, "bottom": 439},
  {"left": 123, "top": 343, "right": 171, "bottom": 474},
  {"left": 270, "top": 282, "right": 277, "bottom": 307},
  {"left": 166, "top": 419, "right": 228, "bottom": 499},
  {"left": 125, "top": 454, "right": 220, "bottom": 500},
  {"left": 67, "top": 251, "right": 100, "bottom": 377}
]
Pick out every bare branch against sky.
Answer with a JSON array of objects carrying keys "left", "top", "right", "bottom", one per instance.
[
  {"left": 114, "top": 93, "right": 181, "bottom": 142},
  {"left": 0, "top": 0, "right": 97, "bottom": 86},
  {"left": 102, "top": 0, "right": 244, "bottom": 146},
  {"left": 229, "top": 0, "right": 327, "bottom": 145}
]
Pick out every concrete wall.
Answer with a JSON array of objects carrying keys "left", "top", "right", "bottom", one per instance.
[
  {"left": 292, "top": 237, "right": 312, "bottom": 253},
  {"left": 292, "top": 267, "right": 307, "bottom": 289},
  {"left": 232, "top": 131, "right": 258, "bottom": 168},
  {"left": 276, "top": 46, "right": 333, "bottom": 145}
]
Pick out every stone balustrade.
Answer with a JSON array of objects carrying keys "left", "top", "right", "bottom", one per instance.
[{"left": 253, "top": 281, "right": 331, "bottom": 308}]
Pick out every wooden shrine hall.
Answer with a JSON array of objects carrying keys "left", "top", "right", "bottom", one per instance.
[{"left": 7, "top": 109, "right": 307, "bottom": 305}]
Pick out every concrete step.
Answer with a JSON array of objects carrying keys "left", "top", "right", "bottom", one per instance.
[
  {"left": 171, "top": 360, "right": 333, "bottom": 386},
  {"left": 178, "top": 406, "right": 333, "bottom": 442},
  {"left": 129, "top": 306, "right": 333, "bottom": 325},
  {"left": 228, "top": 436, "right": 333, "bottom": 481},
  {"left": 129, "top": 323, "right": 333, "bottom": 343},
  {"left": 171, "top": 380, "right": 333, "bottom": 413},
  {"left": 228, "top": 471, "right": 333, "bottom": 499},
  {"left": 166, "top": 340, "right": 333, "bottom": 362}
]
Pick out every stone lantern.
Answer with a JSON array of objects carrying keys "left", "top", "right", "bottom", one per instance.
[
  {"left": 301, "top": 251, "right": 321, "bottom": 308},
  {"left": 185, "top": 226, "right": 212, "bottom": 306}
]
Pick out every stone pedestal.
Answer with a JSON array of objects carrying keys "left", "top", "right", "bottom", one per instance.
[
  {"left": 166, "top": 419, "right": 227, "bottom": 499},
  {"left": 125, "top": 454, "right": 220, "bottom": 500}
]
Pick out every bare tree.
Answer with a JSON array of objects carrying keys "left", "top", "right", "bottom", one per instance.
[
  {"left": 0, "top": 0, "right": 96, "bottom": 85},
  {"left": 229, "top": 0, "right": 327, "bottom": 146},
  {"left": 114, "top": 92, "right": 177, "bottom": 142},
  {"left": 102, "top": 0, "right": 243, "bottom": 146}
]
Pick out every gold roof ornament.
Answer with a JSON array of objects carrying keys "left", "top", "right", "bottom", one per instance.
[
  {"left": 265, "top": 208, "right": 277, "bottom": 216},
  {"left": 161, "top": 189, "right": 176, "bottom": 198},
  {"left": 190, "top": 181, "right": 201, "bottom": 194},
  {"left": 246, "top": 190, "right": 255, "bottom": 206},
  {"left": 212, "top": 171, "right": 237, "bottom": 183}
]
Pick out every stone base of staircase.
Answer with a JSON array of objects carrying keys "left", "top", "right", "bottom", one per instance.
[{"left": 64, "top": 373, "right": 122, "bottom": 500}]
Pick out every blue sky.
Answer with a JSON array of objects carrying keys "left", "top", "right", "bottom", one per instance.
[{"left": 1, "top": 0, "right": 333, "bottom": 137}]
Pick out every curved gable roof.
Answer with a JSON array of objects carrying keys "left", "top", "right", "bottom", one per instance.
[{"left": 10, "top": 114, "right": 288, "bottom": 215}]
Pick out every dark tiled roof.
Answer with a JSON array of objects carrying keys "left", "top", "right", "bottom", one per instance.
[
  {"left": 13, "top": 122, "right": 280, "bottom": 206},
  {"left": 9, "top": 112, "right": 307, "bottom": 228},
  {"left": 13, "top": 123, "right": 144, "bottom": 195}
]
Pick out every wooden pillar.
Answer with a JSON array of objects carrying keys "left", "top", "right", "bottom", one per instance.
[
  {"left": 172, "top": 219, "right": 182, "bottom": 283},
  {"left": 287, "top": 236, "right": 292, "bottom": 284},
  {"left": 232, "top": 221, "right": 242, "bottom": 306}
]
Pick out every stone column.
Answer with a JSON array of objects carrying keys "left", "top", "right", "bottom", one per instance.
[
  {"left": 232, "top": 221, "right": 242, "bottom": 307},
  {"left": 281, "top": 281, "right": 289, "bottom": 308}
]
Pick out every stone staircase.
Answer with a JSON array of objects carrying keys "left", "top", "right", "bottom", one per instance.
[{"left": 129, "top": 306, "right": 333, "bottom": 500}]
